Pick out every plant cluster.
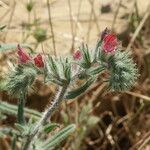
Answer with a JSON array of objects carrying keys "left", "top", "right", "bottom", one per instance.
[{"left": 0, "top": 28, "right": 138, "bottom": 150}]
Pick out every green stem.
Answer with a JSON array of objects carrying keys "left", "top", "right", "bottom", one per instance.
[
  {"left": 22, "top": 84, "right": 69, "bottom": 150},
  {"left": 18, "top": 92, "right": 26, "bottom": 124},
  {"left": 11, "top": 134, "right": 17, "bottom": 150}
]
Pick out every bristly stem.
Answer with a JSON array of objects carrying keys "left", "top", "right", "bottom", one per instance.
[
  {"left": 22, "top": 84, "right": 69, "bottom": 150},
  {"left": 18, "top": 92, "right": 26, "bottom": 125}
]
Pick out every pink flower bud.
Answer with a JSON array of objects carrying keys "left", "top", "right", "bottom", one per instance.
[
  {"left": 17, "top": 44, "right": 31, "bottom": 63},
  {"left": 102, "top": 34, "right": 118, "bottom": 53},
  {"left": 73, "top": 50, "right": 82, "bottom": 60},
  {"left": 101, "top": 27, "right": 110, "bottom": 41},
  {"left": 33, "top": 54, "right": 44, "bottom": 68}
]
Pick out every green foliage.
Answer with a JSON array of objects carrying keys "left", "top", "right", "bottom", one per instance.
[
  {"left": 0, "top": 30, "right": 138, "bottom": 149},
  {"left": 0, "top": 101, "right": 41, "bottom": 120},
  {"left": 95, "top": 43, "right": 138, "bottom": 92},
  {"left": 40, "top": 124, "right": 76, "bottom": 150},
  {"left": 43, "top": 123, "right": 60, "bottom": 134},
  {"left": 107, "top": 50, "right": 138, "bottom": 91},
  {"left": 3, "top": 65, "right": 37, "bottom": 98},
  {"left": 59, "top": 57, "right": 72, "bottom": 82},
  {"left": 0, "top": 127, "right": 18, "bottom": 138},
  {"left": 65, "top": 77, "right": 95, "bottom": 99},
  {"left": 45, "top": 56, "right": 72, "bottom": 85},
  {"left": 86, "top": 66, "right": 105, "bottom": 76},
  {"left": 78, "top": 44, "right": 93, "bottom": 69},
  {"left": 15, "top": 122, "right": 35, "bottom": 137},
  {"left": 72, "top": 103, "right": 99, "bottom": 149},
  {"left": 14, "top": 122, "right": 75, "bottom": 150}
]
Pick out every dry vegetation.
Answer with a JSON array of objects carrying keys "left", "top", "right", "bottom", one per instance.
[{"left": 0, "top": 0, "right": 150, "bottom": 149}]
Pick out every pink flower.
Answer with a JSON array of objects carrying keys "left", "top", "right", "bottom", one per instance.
[
  {"left": 17, "top": 44, "right": 31, "bottom": 63},
  {"left": 102, "top": 34, "right": 118, "bottom": 53},
  {"left": 33, "top": 54, "right": 44, "bottom": 68},
  {"left": 73, "top": 50, "right": 82, "bottom": 60}
]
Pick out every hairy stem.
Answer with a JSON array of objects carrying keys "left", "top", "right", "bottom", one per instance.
[
  {"left": 22, "top": 84, "right": 69, "bottom": 150},
  {"left": 18, "top": 92, "right": 26, "bottom": 125}
]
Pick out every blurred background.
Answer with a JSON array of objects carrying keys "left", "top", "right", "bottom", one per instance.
[{"left": 0, "top": 0, "right": 150, "bottom": 149}]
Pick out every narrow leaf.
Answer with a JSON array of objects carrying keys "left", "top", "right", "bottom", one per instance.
[
  {"left": 87, "top": 66, "right": 105, "bottom": 76},
  {"left": 44, "top": 123, "right": 60, "bottom": 134},
  {"left": 42, "top": 124, "right": 76, "bottom": 150},
  {"left": 0, "top": 101, "right": 41, "bottom": 120},
  {"left": 65, "top": 77, "right": 95, "bottom": 99}
]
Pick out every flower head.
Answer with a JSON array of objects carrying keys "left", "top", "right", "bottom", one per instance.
[
  {"left": 102, "top": 34, "right": 118, "bottom": 53},
  {"left": 17, "top": 44, "right": 31, "bottom": 63},
  {"left": 73, "top": 50, "right": 82, "bottom": 60},
  {"left": 33, "top": 54, "right": 44, "bottom": 68}
]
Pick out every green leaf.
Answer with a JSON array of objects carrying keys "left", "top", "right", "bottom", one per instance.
[
  {"left": 79, "top": 44, "right": 91, "bottom": 69},
  {"left": 11, "top": 134, "right": 17, "bottom": 150},
  {"left": 15, "top": 122, "right": 35, "bottom": 136},
  {"left": 86, "top": 66, "right": 105, "bottom": 76},
  {"left": 0, "top": 44, "right": 32, "bottom": 52},
  {"left": 48, "top": 56, "right": 58, "bottom": 76},
  {"left": 65, "top": 77, "right": 95, "bottom": 99},
  {"left": 0, "top": 101, "right": 41, "bottom": 120},
  {"left": 44, "top": 123, "right": 60, "bottom": 134},
  {"left": 41, "top": 124, "right": 76, "bottom": 150}
]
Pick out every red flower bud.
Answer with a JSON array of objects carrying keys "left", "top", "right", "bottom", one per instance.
[
  {"left": 73, "top": 50, "right": 82, "bottom": 60},
  {"left": 17, "top": 44, "right": 31, "bottom": 63},
  {"left": 102, "top": 34, "right": 118, "bottom": 53},
  {"left": 33, "top": 54, "right": 44, "bottom": 68}
]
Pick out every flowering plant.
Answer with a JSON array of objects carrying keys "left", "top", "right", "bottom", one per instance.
[{"left": 1, "top": 29, "right": 138, "bottom": 150}]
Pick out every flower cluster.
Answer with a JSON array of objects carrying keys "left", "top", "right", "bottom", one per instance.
[
  {"left": 71, "top": 28, "right": 137, "bottom": 92},
  {"left": 16, "top": 28, "right": 137, "bottom": 93},
  {"left": 73, "top": 28, "right": 119, "bottom": 61},
  {"left": 17, "top": 44, "right": 44, "bottom": 68}
]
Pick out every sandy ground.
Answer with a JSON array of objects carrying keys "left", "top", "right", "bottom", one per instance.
[{"left": 0, "top": 0, "right": 149, "bottom": 56}]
